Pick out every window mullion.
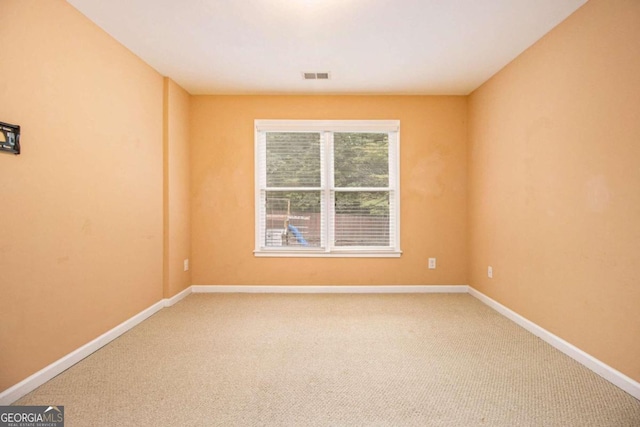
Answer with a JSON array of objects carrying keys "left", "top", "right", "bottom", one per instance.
[{"left": 325, "top": 131, "right": 334, "bottom": 252}]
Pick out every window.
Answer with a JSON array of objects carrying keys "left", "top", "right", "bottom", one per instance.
[{"left": 255, "top": 120, "right": 400, "bottom": 257}]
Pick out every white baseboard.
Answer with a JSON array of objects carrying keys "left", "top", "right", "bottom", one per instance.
[
  {"left": 468, "top": 286, "right": 640, "bottom": 401},
  {"left": 165, "top": 286, "right": 192, "bottom": 307},
  {"left": 0, "top": 299, "right": 166, "bottom": 406},
  {"left": 3, "top": 285, "right": 637, "bottom": 405},
  {"left": 191, "top": 285, "right": 469, "bottom": 294}
]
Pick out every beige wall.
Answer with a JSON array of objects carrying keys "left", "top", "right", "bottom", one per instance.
[
  {"left": 163, "top": 79, "right": 192, "bottom": 297},
  {"left": 190, "top": 96, "right": 467, "bottom": 286},
  {"left": 0, "top": 1, "right": 164, "bottom": 391},
  {"left": 468, "top": 0, "right": 640, "bottom": 382}
]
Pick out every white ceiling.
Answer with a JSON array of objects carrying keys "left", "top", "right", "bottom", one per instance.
[{"left": 66, "top": 0, "right": 587, "bottom": 95}]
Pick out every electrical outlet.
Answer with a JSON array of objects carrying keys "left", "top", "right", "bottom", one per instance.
[
  {"left": 184, "top": 259, "right": 189, "bottom": 271},
  {"left": 428, "top": 258, "right": 436, "bottom": 269},
  {"left": 488, "top": 266, "right": 493, "bottom": 278}
]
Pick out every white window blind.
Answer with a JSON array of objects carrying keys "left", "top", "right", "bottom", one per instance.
[{"left": 255, "top": 120, "right": 400, "bottom": 257}]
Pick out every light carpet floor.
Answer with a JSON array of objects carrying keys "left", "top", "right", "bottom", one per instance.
[{"left": 15, "top": 293, "right": 640, "bottom": 426}]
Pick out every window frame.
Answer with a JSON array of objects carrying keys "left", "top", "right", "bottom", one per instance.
[{"left": 254, "top": 120, "right": 401, "bottom": 258}]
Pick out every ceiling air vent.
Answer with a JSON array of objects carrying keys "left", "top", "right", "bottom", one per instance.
[{"left": 303, "top": 72, "right": 330, "bottom": 80}]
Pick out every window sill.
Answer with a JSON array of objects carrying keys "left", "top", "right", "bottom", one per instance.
[{"left": 254, "top": 250, "right": 402, "bottom": 258}]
